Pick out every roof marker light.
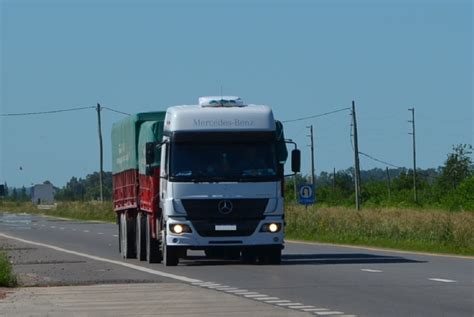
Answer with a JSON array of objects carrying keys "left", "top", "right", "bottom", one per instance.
[{"left": 199, "top": 96, "right": 246, "bottom": 108}]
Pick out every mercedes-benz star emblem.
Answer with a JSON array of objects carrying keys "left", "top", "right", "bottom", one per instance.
[{"left": 218, "top": 200, "right": 233, "bottom": 215}]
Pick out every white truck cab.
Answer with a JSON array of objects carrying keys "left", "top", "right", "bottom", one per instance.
[{"left": 157, "top": 96, "right": 292, "bottom": 265}]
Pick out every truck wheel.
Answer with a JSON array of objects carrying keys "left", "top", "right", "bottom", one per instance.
[
  {"left": 117, "top": 213, "right": 121, "bottom": 254},
  {"left": 162, "top": 230, "right": 179, "bottom": 266},
  {"left": 146, "top": 214, "right": 162, "bottom": 263},
  {"left": 121, "top": 212, "right": 137, "bottom": 259},
  {"left": 136, "top": 212, "right": 147, "bottom": 261}
]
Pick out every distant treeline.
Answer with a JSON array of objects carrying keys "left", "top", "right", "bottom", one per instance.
[
  {"left": 2, "top": 173, "right": 112, "bottom": 202},
  {"left": 54, "top": 172, "right": 113, "bottom": 201},
  {"left": 286, "top": 144, "right": 474, "bottom": 211}
]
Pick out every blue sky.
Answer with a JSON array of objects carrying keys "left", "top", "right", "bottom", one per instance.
[{"left": 1, "top": 0, "right": 472, "bottom": 187}]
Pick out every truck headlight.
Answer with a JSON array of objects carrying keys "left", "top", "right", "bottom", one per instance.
[
  {"left": 260, "top": 222, "right": 281, "bottom": 233},
  {"left": 268, "top": 223, "right": 279, "bottom": 233},
  {"left": 169, "top": 224, "right": 192, "bottom": 234}
]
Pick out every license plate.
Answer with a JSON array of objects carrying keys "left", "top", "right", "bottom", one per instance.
[{"left": 215, "top": 225, "right": 237, "bottom": 231}]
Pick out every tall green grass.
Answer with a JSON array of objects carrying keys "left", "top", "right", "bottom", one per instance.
[
  {"left": 0, "top": 252, "right": 17, "bottom": 287},
  {"left": 285, "top": 204, "right": 474, "bottom": 255}
]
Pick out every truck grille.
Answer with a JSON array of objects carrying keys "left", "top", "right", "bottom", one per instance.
[
  {"left": 181, "top": 199, "right": 268, "bottom": 237},
  {"left": 181, "top": 199, "right": 268, "bottom": 220}
]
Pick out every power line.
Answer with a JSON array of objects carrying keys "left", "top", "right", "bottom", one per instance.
[
  {"left": 282, "top": 107, "right": 350, "bottom": 123},
  {"left": 1, "top": 103, "right": 406, "bottom": 172},
  {"left": 359, "top": 151, "right": 402, "bottom": 169},
  {"left": 0, "top": 106, "right": 95, "bottom": 117},
  {"left": 102, "top": 106, "right": 131, "bottom": 116}
]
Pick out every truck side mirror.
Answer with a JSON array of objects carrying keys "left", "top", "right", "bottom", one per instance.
[
  {"left": 291, "top": 149, "right": 301, "bottom": 173},
  {"left": 145, "top": 142, "right": 156, "bottom": 165}
]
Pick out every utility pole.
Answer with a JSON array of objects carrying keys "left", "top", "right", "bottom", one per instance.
[
  {"left": 307, "top": 125, "right": 315, "bottom": 186},
  {"left": 408, "top": 107, "right": 417, "bottom": 203},
  {"left": 96, "top": 103, "right": 104, "bottom": 202},
  {"left": 352, "top": 101, "right": 361, "bottom": 210},
  {"left": 333, "top": 167, "right": 336, "bottom": 192},
  {"left": 386, "top": 167, "right": 391, "bottom": 200}
]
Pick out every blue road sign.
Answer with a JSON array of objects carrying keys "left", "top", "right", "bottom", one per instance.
[{"left": 298, "top": 184, "right": 314, "bottom": 205}]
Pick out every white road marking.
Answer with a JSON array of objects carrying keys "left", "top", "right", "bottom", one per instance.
[
  {"left": 277, "top": 302, "right": 303, "bottom": 306},
  {"left": 59, "top": 227, "right": 65, "bottom": 230},
  {"left": 206, "top": 284, "right": 226, "bottom": 288},
  {"left": 302, "top": 308, "right": 329, "bottom": 312},
  {"left": 112, "top": 234, "right": 118, "bottom": 237},
  {"left": 289, "top": 306, "right": 314, "bottom": 309},
  {"left": 361, "top": 269, "right": 382, "bottom": 273},
  {"left": 193, "top": 281, "right": 213, "bottom": 285},
  {"left": 83, "top": 230, "right": 90, "bottom": 233},
  {"left": 0, "top": 232, "right": 201, "bottom": 283},
  {"left": 72, "top": 229, "right": 77, "bottom": 231},
  {"left": 50, "top": 226, "right": 56, "bottom": 228},
  {"left": 265, "top": 300, "right": 291, "bottom": 303},
  {"left": 314, "top": 312, "right": 344, "bottom": 315},
  {"left": 238, "top": 292, "right": 259, "bottom": 295},
  {"left": 202, "top": 284, "right": 222, "bottom": 288},
  {"left": 244, "top": 294, "right": 268, "bottom": 298},
  {"left": 428, "top": 278, "right": 457, "bottom": 283},
  {"left": 97, "top": 232, "right": 104, "bottom": 235},
  {"left": 255, "top": 297, "right": 279, "bottom": 301},
  {"left": 226, "top": 289, "right": 248, "bottom": 293},
  {"left": 216, "top": 287, "right": 237, "bottom": 291}
]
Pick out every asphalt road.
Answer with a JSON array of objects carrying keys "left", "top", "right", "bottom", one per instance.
[{"left": 0, "top": 212, "right": 472, "bottom": 317}]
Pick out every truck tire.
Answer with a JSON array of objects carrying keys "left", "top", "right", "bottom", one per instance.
[
  {"left": 117, "top": 213, "right": 122, "bottom": 254},
  {"left": 121, "top": 212, "right": 137, "bottom": 259},
  {"left": 136, "top": 212, "right": 147, "bottom": 261},
  {"left": 146, "top": 214, "right": 162, "bottom": 263},
  {"left": 162, "top": 229, "right": 179, "bottom": 266}
]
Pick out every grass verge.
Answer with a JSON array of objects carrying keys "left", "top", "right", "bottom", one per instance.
[
  {"left": 0, "top": 201, "right": 115, "bottom": 223},
  {"left": 0, "top": 252, "right": 17, "bottom": 287},
  {"left": 286, "top": 205, "right": 474, "bottom": 256}
]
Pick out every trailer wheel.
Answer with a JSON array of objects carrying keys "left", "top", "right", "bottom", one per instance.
[
  {"left": 117, "top": 213, "right": 121, "bottom": 254},
  {"left": 146, "top": 214, "right": 162, "bottom": 263},
  {"left": 120, "top": 212, "right": 137, "bottom": 259},
  {"left": 162, "top": 229, "right": 179, "bottom": 266},
  {"left": 136, "top": 212, "right": 147, "bottom": 261}
]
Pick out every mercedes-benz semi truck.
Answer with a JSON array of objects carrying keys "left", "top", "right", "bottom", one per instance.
[{"left": 112, "top": 96, "right": 299, "bottom": 266}]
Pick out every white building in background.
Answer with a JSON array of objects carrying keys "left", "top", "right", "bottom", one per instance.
[{"left": 31, "top": 183, "right": 55, "bottom": 205}]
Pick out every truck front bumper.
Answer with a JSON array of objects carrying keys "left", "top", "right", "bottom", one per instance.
[{"left": 165, "top": 217, "right": 284, "bottom": 248}]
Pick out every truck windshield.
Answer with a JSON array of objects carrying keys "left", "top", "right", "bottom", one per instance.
[{"left": 169, "top": 142, "right": 278, "bottom": 182}]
